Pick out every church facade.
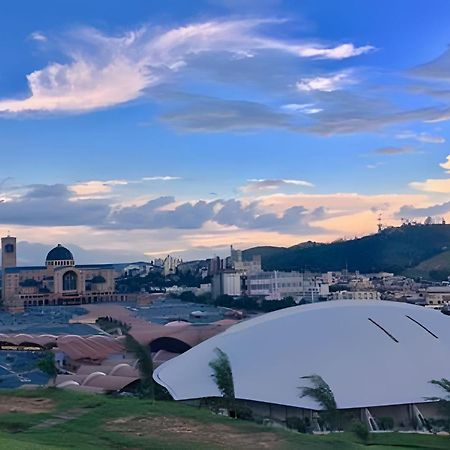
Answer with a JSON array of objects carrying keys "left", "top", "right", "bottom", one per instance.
[{"left": 1, "top": 236, "right": 127, "bottom": 312}]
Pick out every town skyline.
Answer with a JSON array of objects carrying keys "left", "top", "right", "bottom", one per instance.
[{"left": 1, "top": 0, "right": 450, "bottom": 262}]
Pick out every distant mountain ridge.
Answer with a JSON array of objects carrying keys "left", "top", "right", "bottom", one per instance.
[{"left": 242, "top": 224, "right": 450, "bottom": 279}]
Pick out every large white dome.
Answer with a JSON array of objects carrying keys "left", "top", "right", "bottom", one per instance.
[{"left": 154, "top": 301, "right": 450, "bottom": 410}]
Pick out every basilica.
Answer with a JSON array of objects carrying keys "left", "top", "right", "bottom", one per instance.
[{"left": 1, "top": 236, "right": 126, "bottom": 312}]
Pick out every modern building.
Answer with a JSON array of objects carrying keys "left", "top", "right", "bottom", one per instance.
[
  {"left": 211, "top": 270, "right": 242, "bottom": 299},
  {"left": 247, "top": 270, "right": 329, "bottom": 301},
  {"left": 163, "top": 255, "right": 183, "bottom": 276},
  {"left": 154, "top": 301, "right": 450, "bottom": 430},
  {"left": 1, "top": 236, "right": 125, "bottom": 311}
]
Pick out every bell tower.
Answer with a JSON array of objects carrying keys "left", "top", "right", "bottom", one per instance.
[{"left": 2, "top": 235, "right": 17, "bottom": 269}]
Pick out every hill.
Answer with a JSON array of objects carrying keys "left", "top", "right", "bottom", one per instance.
[
  {"left": 403, "top": 249, "right": 450, "bottom": 280},
  {"left": 0, "top": 389, "right": 448, "bottom": 449},
  {"left": 242, "top": 224, "right": 450, "bottom": 276}
]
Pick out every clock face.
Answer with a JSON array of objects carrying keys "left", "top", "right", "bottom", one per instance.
[{"left": 4, "top": 244, "right": 14, "bottom": 253}]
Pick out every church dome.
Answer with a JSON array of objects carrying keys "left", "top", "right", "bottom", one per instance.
[{"left": 46, "top": 244, "right": 74, "bottom": 262}]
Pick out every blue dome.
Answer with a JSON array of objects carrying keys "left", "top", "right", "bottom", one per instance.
[{"left": 46, "top": 244, "right": 73, "bottom": 262}]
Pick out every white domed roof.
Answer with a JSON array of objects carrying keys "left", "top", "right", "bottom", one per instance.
[{"left": 154, "top": 301, "right": 450, "bottom": 410}]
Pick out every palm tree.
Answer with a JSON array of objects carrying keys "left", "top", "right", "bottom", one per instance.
[
  {"left": 209, "top": 348, "right": 235, "bottom": 412},
  {"left": 36, "top": 351, "right": 58, "bottom": 385},
  {"left": 299, "top": 374, "right": 340, "bottom": 430},
  {"left": 125, "top": 334, "right": 154, "bottom": 401},
  {"left": 428, "top": 378, "right": 450, "bottom": 428}
]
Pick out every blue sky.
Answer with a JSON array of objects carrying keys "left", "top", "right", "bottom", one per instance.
[{"left": 1, "top": 0, "right": 450, "bottom": 264}]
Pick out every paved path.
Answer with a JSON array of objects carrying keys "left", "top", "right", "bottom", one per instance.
[{"left": 32, "top": 408, "right": 88, "bottom": 429}]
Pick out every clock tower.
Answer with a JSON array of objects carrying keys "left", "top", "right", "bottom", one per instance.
[{"left": 2, "top": 235, "right": 17, "bottom": 269}]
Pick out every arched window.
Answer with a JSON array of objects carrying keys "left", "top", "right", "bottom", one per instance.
[{"left": 63, "top": 271, "right": 77, "bottom": 291}]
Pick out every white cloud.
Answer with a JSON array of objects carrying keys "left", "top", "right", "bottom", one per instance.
[
  {"left": 395, "top": 131, "right": 445, "bottom": 144},
  {"left": 440, "top": 155, "right": 450, "bottom": 172},
  {"left": 296, "top": 43, "right": 374, "bottom": 59},
  {"left": 410, "top": 179, "right": 450, "bottom": 193},
  {"left": 142, "top": 176, "right": 181, "bottom": 181},
  {"left": 30, "top": 31, "right": 47, "bottom": 42},
  {"left": 296, "top": 71, "right": 354, "bottom": 92},
  {"left": 0, "top": 20, "right": 374, "bottom": 113},
  {"left": 282, "top": 103, "right": 322, "bottom": 114},
  {"left": 410, "top": 155, "right": 450, "bottom": 193},
  {"left": 70, "top": 180, "right": 129, "bottom": 198}
]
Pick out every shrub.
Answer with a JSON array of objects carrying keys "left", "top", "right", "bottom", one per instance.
[
  {"left": 379, "top": 416, "right": 394, "bottom": 430},
  {"left": 235, "top": 406, "right": 253, "bottom": 421},
  {"left": 286, "top": 416, "right": 311, "bottom": 433},
  {"left": 352, "top": 420, "right": 370, "bottom": 444}
]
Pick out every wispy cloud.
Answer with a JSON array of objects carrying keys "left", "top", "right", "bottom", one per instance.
[
  {"left": 70, "top": 176, "right": 181, "bottom": 198},
  {"left": 296, "top": 71, "right": 354, "bottom": 92},
  {"left": 281, "top": 103, "right": 322, "bottom": 114},
  {"left": 395, "top": 131, "right": 445, "bottom": 144},
  {"left": 0, "top": 19, "right": 373, "bottom": 114},
  {"left": 241, "top": 178, "right": 314, "bottom": 192},
  {"left": 375, "top": 145, "right": 416, "bottom": 155}
]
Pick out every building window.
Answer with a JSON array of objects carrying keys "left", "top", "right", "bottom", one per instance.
[{"left": 63, "top": 271, "right": 77, "bottom": 291}]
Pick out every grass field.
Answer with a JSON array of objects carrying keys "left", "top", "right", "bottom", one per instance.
[{"left": 0, "top": 388, "right": 448, "bottom": 449}]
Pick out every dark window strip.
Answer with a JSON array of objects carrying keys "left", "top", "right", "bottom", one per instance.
[
  {"left": 406, "top": 315, "right": 439, "bottom": 339},
  {"left": 368, "top": 318, "right": 399, "bottom": 343}
]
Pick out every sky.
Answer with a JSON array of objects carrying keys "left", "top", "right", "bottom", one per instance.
[{"left": 1, "top": 0, "right": 450, "bottom": 264}]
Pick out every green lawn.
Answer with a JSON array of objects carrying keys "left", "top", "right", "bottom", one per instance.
[{"left": 0, "top": 389, "right": 447, "bottom": 449}]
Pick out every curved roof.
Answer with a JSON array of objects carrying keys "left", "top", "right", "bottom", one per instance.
[
  {"left": 46, "top": 244, "right": 74, "bottom": 261},
  {"left": 154, "top": 300, "right": 450, "bottom": 410}
]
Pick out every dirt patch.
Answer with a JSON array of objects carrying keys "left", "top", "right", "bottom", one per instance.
[
  {"left": 0, "top": 396, "right": 55, "bottom": 414},
  {"left": 106, "top": 415, "right": 284, "bottom": 449}
]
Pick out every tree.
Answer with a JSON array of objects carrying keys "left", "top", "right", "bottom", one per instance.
[
  {"left": 209, "top": 348, "right": 235, "bottom": 411},
  {"left": 299, "top": 374, "right": 341, "bottom": 430},
  {"left": 125, "top": 334, "right": 154, "bottom": 401},
  {"left": 36, "top": 351, "right": 58, "bottom": 385},
  {"left": 427, "top": 378, "right": 450, "bottom": 430}
]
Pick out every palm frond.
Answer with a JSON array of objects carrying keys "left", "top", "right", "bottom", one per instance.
[
  {"left": 125, "top": 333, "right": 154, "bottom": 399},
  {"left": 299, "top": 374, "right": 337, "bottom": 411}
]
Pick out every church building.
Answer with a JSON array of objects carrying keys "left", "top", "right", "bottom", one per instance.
[{"left": 1, "top": 236, "right": 126, "bottom": 312}]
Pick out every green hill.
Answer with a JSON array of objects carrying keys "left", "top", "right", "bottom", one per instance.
[
  {"left": 242, "top": 224, "right": 450, "bottom": 275},
  {"left": 403, "top": 249, "right": 450, "bottom": 280},
  {"left": 0, "top": 389, "right": 448, "bottom": 450}
]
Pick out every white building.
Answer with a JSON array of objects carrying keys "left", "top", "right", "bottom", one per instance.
[
  {"left": 330, "top": 290, "right": 381, "bottom": 301},
  {"left": 154, "top": 301, "right": 450, "bottom": 428},
  {"left": 163, "top": 255, "right": 183, "bottom": 276},
  {"left": 247, "top": 271, "right": 329, "bottom": 301},
  {"left": 425, "top": 286, "right": 450, "bottom": 306},
  {"left": 211, "top": 271, "right": 241, "bottom": 299}
]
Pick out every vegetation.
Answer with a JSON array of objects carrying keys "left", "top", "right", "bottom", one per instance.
[
  {"left": 243, "top": 224, "right": 450, "bottom": 276},
  {"left": 351, "top": 420, "right": 370, "bottom": 444},
  {"left": 175, "top": 291, "right": 298, "bottom": 313},
  {"left": 209, "top": 348, "right": 235, "bottom": 413},
  {"left": 116, "top": 269, "right": 207, "bottom": 293},
  {"left": 299, "top": 374, "right": 343, "bottom": 431},
  {"left": 36, "top": 351, "right": 58, "bottom": 384},
  {"left": 427, "top": 378, "right": 450, "bottom": 431},
  {"left": 96, "top": 317, "right": 130, "bottom": 335},
  {"left": 0, "top": 389, "right": 448, "bottom": 449},
  {"left": 124, "top": 334, "right": 154, "bottom": 400}
]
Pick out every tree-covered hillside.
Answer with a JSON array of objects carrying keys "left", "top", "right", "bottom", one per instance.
[{"left": 243, "top": 225, "right": 450, "bottom": 275}]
